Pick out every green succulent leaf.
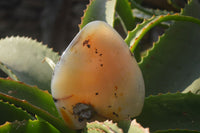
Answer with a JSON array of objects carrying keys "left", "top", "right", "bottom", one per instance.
[
  {"left": 0, "top": 84, "right": 74, "bottom": 133},
  {"left": 139, "top": 0, "right": 200, "bottom": 95},
  {"left": 167, "top": 0, "right": 182, "bottom": 10},
  {"left": 0, "top": 36, "right": 60, "bottom": 91},
  {"left": 0, "top": 62, "right": 18, "bottom": 81},
  {"left": 0, "top": 120, "right": 60, "bottom": 133},
  {"left": 130, "top": 0, "right": 174, "bottom": 17},
  {"left": 84, "top": 120, "right": 123, "bottom": 133},
  {"left": 0, "top": 100, "right": 33, "bottom": 125},
  {"left": 136, "top": 92, "right": 200, "bottom": 132},
  {"left": 124, "top": 14, "right": 200, "bottom": 63},
  {"left": 129, "top": 0, "right": 153, "bottom": 15},
  {"left": 127, "top": 119, "right": 149, "bottom": 133},
  {"left": 182, "top": 78, "right": 200, "bottom": 94},
  {"left": 125, "top": 14, "right": 200, "bottom": 54},
  {"left": 132, "top": 8, "right": 173, "bottom": 22},
  {"left": 79, "top": 0, "right": 116, "bottom": 29},
  {"left": 0, "top": 78, "right": 59, "bottom": 118},
  {"left": 117, "top": 120, "right": 131, "bottom": 133},
  {"left": 116, "top": 0, "right": 135, "bottom": 31},
  {"left": 113, "top": 17, "right": 127, "bottom": 38}
]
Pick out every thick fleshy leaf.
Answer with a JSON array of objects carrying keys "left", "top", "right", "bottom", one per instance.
[
  {"left": 125, "top": 14, "right": 200, "bottom": 53},
  {"left": 84, "top": 120, "right": 123, "bottom": 133},
  {"left": 0, "top": 90, "right": 74, "bottom": 133},
  {"left": 139, "top": 0, "right": 200, "bottom": 95},
  {"left": 79, "top": 0, "right": 116, "bottom": 29},
  {"left": 130, "top": 0, "right": 153, "bottom": 16},
  {"left": 0, "top": 62, "right": 18, "bottom": 80},
  {"left": 117, "top": 120, "right": 131, "bottom": 133},
  {"left": 0, "top": 78, "right": 59, "bottom": 118},
  {"left": 132, "top": 8, "right": 173, "bottom": 22},
  {"left": 127, "top": 119, "right": 149, "bottom": 133},
  {"left": 0, "top": 36, "right": 60, "bottom": 91},
  {"left": 182, "top": 78, "right": 200, "bottom": 94},
  {"left": 136, "top": 93, "right": 200, "bottom": 132},
  {"left": 116, "top": 0, "right": 135, "bottom": 31},
  {"left": 0, "top": 120, "right": 60, "bottom": 133},
  {"left": 0, "top": 100, "right": 33, "bottom": 125},
  {"left": 124, "top": 14, "right": 200, "bottom": 63},
  {"left": 130, "top": 0, "right": 174, "bottom": 17}
]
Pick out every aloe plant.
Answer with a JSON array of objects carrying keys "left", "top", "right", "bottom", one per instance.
[{"left": 1, "top": 0, "right": 200, "bottom": 132}]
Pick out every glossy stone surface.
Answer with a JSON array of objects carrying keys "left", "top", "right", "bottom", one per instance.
[{"left": 51, "top": 21, "right": 145, "bottom": 129}]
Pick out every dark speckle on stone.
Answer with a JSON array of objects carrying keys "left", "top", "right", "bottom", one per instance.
[
  {"left": 83, "top": 39, "right": 89, "bottom": 46},
  {"left": 95, "top": 49, "right": 98, "bottom": 54},
  {"left": 53, "top": 97, "right": 58, "bottom": 102},
  {"left": 114, "top": 92, "right": 118, "bottom": 98},
  {"left": 87, "top": 44, "right": 90, "bottom": 48},
  {"left": 113, "top": 112, "right": 119, "bottom": 117}
]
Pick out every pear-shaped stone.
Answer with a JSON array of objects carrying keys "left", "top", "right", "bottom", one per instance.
[{"left": 51, "top": 21, "right": 145, "bottom": 129}]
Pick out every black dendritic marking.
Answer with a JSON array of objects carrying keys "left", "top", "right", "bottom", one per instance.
[{"left": 113, "top": 112, "right": 119, "bottom": 117}]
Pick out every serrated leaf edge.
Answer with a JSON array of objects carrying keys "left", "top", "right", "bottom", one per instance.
[
  {"left": 130, "top": 0, "right": 174, "bottom": 16},
  {"left": 0, "top": 99, "right": 33, "bottom": 120},
  {"left": 86, "top": 120, "right": 123, "bottom": 133},
  {"left": 128, "top": 119, "right": 149, "bottom": 133},
  {"left": 0, "top": 91, "right": 75, "bottom": 133},
  {"left": 0, "top": 62, "right": 19, "bottom": 81},
  {"left": 79, "top": 0, "right": 95, "bottom": 29},
  {"left": 0, "top": 36, "right": 60, "bottom": 57}
]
